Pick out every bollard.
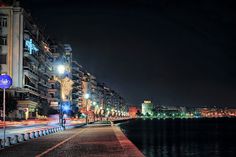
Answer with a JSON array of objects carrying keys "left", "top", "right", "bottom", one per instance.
[
  {"left": 7, "top": 137, "right": 12, "bottom": 146},
  {"left": 32, "top": 132, "right": 36, "bottom": 138},
  {"left": 21, "top": 133, "right": 26, "bottom": 141},
  {"left": 27, "top": 133, "right": 31, "bottom": 140},
  {"left": 36, "top": 131, "right": 40, "bottom": 137},
  {"left": 0, "top": 139, "right": 2, "bottom": 148},
  {"left": 40, "top": 130, "right": 44, "bottom": 136},
  {"left": 15, "top": 135, "right": 19, "bottom": 143},
  {"left": 42, "top": 130, "right": 45, "bottom": 136},
  {"left": 39, "top": 130, "right": 43, "bottom": 136},
  {"left": 41, "top": 130, "right": 43, "bottom": 136}
]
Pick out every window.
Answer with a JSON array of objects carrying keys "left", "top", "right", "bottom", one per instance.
[
  {"left": 0, "top": 54, "right": 7, "bottom": 64},
  {"left": 0, "top": 36, "right": 7, "bottom": 45},
  {"left": 0, "top": 17, "right": 7, "bottom": 27}
]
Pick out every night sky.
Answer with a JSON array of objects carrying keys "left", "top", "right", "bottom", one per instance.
[{"left": 21, "top": 0, "right": 236, "bottom": 107}]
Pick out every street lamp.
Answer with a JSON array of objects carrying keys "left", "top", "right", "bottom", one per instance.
[
  {"left": 84, "top": 93, "right": 90, "bottom": 124},
  {"left": 92, "top": 101, "right": 97, "bottom": 122},
  {"left": 57, "top": 65, "right": 65, "bottom": 74},
  {"left": 54, "top": 64, "right": 73, "bottom": 129},
  {"left": 56, "top": 64, "right": 66, "bottom": 128}
]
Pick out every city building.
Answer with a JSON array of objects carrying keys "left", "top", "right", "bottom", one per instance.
[
  {"left": 0, "top": 3, "right": 55, "bottom": 119},
  {"left": 0, "top": 3, "right": 73, "bottom": 119},
  {"left": 71, "top": 60, "right": 83, "bottom": 116},
  {"left": 129, "top": 106, "right": 139, "bottom": 118},
  {"left": 142, "top": 100, "right": 154, "bottom": 116}
]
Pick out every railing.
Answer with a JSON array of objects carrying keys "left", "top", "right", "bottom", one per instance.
[
  {"left": 48, "top": 88, "right": 57, "bottom": 93},
  {"left": 23, "top": 66, "right": 38, "bottom": 79}
]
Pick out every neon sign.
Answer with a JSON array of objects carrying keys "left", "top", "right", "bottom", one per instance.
[{"left": 25, "top": 39, "right": 39, "bottom": 54}]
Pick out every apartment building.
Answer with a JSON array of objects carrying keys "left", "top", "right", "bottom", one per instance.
[{"left": 0, "top": 3, "right": 73, "bottom": 119}]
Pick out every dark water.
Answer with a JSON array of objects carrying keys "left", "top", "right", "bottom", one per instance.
[{"left": 119, "top": 118, "right": 236, "bottom": 157}]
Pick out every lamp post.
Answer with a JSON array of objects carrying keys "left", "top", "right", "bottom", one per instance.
[
  {"left": 84, "top": 93, "right": 89, "bottom": 124},
  {"left": 57, "top": 64, "right": 66, "bottom": 128},
  {"left": 92, "top": 101, "right": 96, "bottom": 122}
]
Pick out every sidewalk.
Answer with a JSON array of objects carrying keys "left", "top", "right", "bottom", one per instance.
[
  {"left": 0, "top": 122, "right": 144, "bottom": 157},
  {"left": 42, "top": 123, "right": 145, "bottom": 157}
]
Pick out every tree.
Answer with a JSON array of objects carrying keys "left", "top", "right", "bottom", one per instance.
[
  {"left": 136, "top": 110, "right": 143, "bottom": 117},
  {"left": 145, "top": 112, "right": 151, "bottom": 117}
]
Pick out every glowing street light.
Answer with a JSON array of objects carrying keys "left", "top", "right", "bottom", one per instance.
[
  {"left": 56, "top": 64, "right": 68, "bottom": 128},
  {"left": 57, "top": 65, "right": 65, "bottom": 74},
  {"left": 84, "top": 93, "right": 90, "bottom": 124},
  {"left": 62, "top": 104, "right": 70, "bottom": 112},
  {"left": 84, "top": 93, "right": 90, "bottom": 99},
  {"left": 92, "top": 101, "right": 97, "bottom": 106}
]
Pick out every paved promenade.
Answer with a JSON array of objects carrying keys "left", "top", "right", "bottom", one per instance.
[{"left": 0, "top": 123, "right": 144, "bottom": 157}]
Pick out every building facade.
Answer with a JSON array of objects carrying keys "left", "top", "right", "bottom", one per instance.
[
  {"left": 71, "top": 60, "right": 83, "bottom": 116},
  {"left": 142, "top": 100, "right": 154, "bottom": 116},
  {"left": 0, "top": 3, "right": 73, "bottom": 119}
]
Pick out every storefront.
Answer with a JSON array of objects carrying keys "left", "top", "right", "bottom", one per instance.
[{"left": 17, "top": 100, "right": 38, "bottom": 120}]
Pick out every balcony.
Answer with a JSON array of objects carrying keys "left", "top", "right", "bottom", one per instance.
[
  {"left": 48, "top": 88, "right": 58, "bottom": 93},
  {"left": 24, "top": 67, "right": 38, "bottom": 80},
  {"left": 48, "top": 79, "right": 57, "bottom": 83},
  {"left": 73, "top": 80, "right": 81, "bottom": 84},
  {"left": 48, "top": 97, "right": 59, "bottom": 102},
  {"left": 24, "top": 85, "right": 39, "bottom": 96},
  {"left": 73, "top": 66, "right": 80, "bottom": 71},
  {"left": 24, "top": 49, "right": 39, "bottom": 64}
]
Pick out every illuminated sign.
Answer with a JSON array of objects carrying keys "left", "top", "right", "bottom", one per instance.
[
  {"left": 25, "top": 39, "right": 39, "bottom": 54},
  {"left": 144, "top": 100, "right": 152, "bottom": 104},
  {"left": 0, "top": 74, "right": 12, "bottom": 89}
]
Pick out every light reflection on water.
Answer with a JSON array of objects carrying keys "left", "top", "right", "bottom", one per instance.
[{"left": 119, "top": 118, "right": 236, "bottom": 157}]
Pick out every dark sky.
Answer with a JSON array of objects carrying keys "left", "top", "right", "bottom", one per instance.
[{"left": 21, "top": 0, "right": 236, "bottom": 107}]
